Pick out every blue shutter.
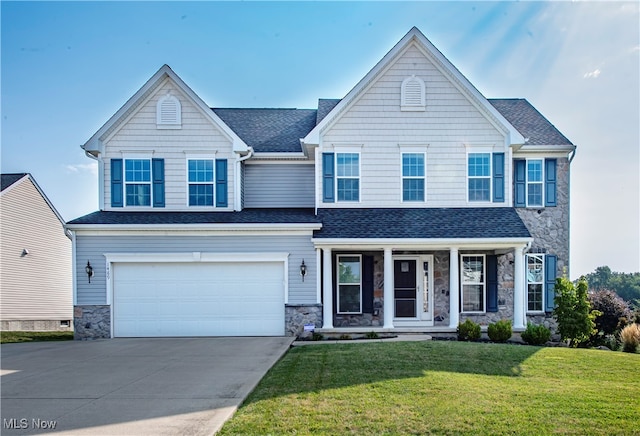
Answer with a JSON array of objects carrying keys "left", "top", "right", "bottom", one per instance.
[
  {"left": 111, "top": 159, "right": 123, "bottom": 207},
  {"left": 215, "top": 159, "right": 228, "bottom": 207},
  {"left": 486, "top": 255, "right": 498, "bottom": 312},
  {"left": 492, "top": 153, "right": 505, "bottom": 203},
  {"left": 545, "top": 158, "right": 557, "bottom": 207},
  {"left": 152, "top": 158, "right": 165, "bottom": 208},
  {"left": 362, "top": 255, "right": 374, "bottom": 314},
  {"left": 514, "top": 159, "right": 526, "bottom": 207},
  {"left": 544, "top": 254, "right": 557, "bottom": 312},
  {"left": 322, "top": 153, "right": 335, "bottom": 203}
]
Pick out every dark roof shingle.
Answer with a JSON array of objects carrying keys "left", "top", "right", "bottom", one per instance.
[
  {"left": 314, "top": 208, "right": 531, "bottom": 239},
  {"left": 1, "top": 173, "right": 28, "bottom": 192},
  {"left": 212, "top": 108, "right": 317, "bottom": 153},
  {"left": 67, "top": 208, "right": 320, "bottom": 226},
  {"left": 489, "top": 99, "right": 573, "bottom": 146}
]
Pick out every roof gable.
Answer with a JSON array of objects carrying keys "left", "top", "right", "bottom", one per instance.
[
  {"left": 303, "top": 27, "right": 525, "bottom": 147},
  {"left": 82, "top": 65, "right": 250, "bottom": 156},
  {"left": 0, "top": 173, "right": 67, "bottom": 226}
]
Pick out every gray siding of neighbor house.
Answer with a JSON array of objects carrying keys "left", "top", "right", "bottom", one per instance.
[
  {"left": 75, "top": 233, "right": 317, "bottom": 305},
  {"left": 243, "top": 163, "right": 315, "bottom": 208}
]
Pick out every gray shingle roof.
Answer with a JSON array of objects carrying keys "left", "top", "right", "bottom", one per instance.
[
  {"left": 212, "top": 108, "right": 317, "bottom": 153},
  {"left": 316, "top": 99, "right": 341, "bottom": 125},
  {"left": 67, "top": 208, "right": 320, "bottom": 226},
  {"left": 314, "top": 208, "right": 531, "bottom": 239},
  {"left": 1, "top": 173, "right": 28, "bottom": 192},
  {"left": 489, "top": 99, "right": 573, "bottom": 146}
]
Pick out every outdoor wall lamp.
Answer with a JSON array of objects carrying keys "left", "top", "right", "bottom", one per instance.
[
  {"left": 85, "top": 261, "right": 94, "bottom": 283},
  {"left": 300, "top": 259, "right": 307, "bottom": 282}
]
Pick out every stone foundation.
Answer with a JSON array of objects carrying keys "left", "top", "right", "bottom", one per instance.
[
  {"left": 74, "top": 305, "right": 110, "bottom": 340},
  {"left": 285, "top": 304, "right": 322, "bottom": 338},
  {"left": 1, "top": 320, "right": 73, "bottom": 331}
]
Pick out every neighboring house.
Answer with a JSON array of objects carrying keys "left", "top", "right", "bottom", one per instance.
[
  {"left": 1, "top": 173, "right": 73, "bottom": 331},
  {"left": 67, "top": 27, "right": 575, "bottom": 339}
]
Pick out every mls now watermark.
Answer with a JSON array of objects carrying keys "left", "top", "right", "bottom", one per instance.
[{"left": 3, "top": 418, "right": 57, "bottom": 430}]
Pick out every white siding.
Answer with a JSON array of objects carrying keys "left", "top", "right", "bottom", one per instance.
[
  {"left": 103, "top": 79, "right": 236, "bottom": 211},
  {"left": 244, "top": 163, "right": 314, "bottom": 208},
  {"left": 320, "top": 43, "right": 507, "bottom": 208},
  {"left": 0, "top": 178, "right": 72, "bottom": 322},
  {"left": 75, "top": 234, "right": 317, "bottom": 306}
]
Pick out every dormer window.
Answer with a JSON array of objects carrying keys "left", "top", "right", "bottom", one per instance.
[
  {"left": 401, "top": 75, "right": 425, "bottom": 111},
  {"left": 156, "top": 93, "right": 181, "bottom": 129}
]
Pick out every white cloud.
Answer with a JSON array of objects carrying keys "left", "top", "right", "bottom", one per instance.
[
  {"left": 583, "top": 68, "right": 601, "bottom": 79},
  {"left": 65, "top": 163, "right": 98, "bottom": 175}
]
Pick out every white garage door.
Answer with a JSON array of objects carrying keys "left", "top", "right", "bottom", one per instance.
[{"left": 113, "top": 261, "right": 285, "bottom": 337}]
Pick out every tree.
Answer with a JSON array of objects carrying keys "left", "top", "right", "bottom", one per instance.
[
  {"left": 553, "top": 277, "right": 600, "bottom": 347},
  {"left": 581, "top": 267, "right": 640, "bottom": 303},
  {"left": 588, "top": 289, "right": 631, "bottom": 336}
]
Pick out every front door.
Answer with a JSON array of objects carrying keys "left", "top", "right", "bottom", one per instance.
[
  {"left": 394, "top": 259, "right": 417, "bottom": 317},
  {"left": 394, "top": 256, "right": 434, "bottom": 322}
]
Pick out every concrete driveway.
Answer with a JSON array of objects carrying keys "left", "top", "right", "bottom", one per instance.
[{"left": 1, "top": 337, "right": 293, "bottom": 435}]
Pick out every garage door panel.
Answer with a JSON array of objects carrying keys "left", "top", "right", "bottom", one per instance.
[{"left": 113, "top": 261, "right": 285, "bottom": 337}]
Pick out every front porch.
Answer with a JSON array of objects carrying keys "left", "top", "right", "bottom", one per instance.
[{"left": 315, "top": 244, "right": 531, "bottom": 333}]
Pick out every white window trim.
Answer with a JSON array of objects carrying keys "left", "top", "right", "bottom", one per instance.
[
  {"left": 400, "top": 75, "right": 426, "bottom": 111},
  {"left": 335, "top": 151, "right": 361, "bottom": 203},
  {"left": 460, "top": 254, "right": 486, "bottom": 314},
  {"left": 156, "top": 93, "right": 182, "bottom": 129},
  {"left": 185, "top": 154, "right": 217, "bottom": 208},
  {"left": 123, "top": 154, "right": 153, "bottom": 208},
  {"left": 525, "top": 158, "right": 545, "bottom": 208},
  {"left": 400, "top": 151, "right": 426, "bottom": 203},
  {"left": 336, "top": 254, "right": 363, "bottom": 314},
  {"left": 466, "top": 151, "right": 492, "bottom": 204},
  {"left": 526, "top": 253, "right": 545, "bottom": 313}
]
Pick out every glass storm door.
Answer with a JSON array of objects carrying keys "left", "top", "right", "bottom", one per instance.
[{"left": 394, "top": 259, "right": 417, "bottom": 318}]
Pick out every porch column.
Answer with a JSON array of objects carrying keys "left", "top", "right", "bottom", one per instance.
[
  {"left": 513, "top": 246, "right": 526, "bottom": 329},
  {"left": 448, "top": 247, "right": 460, "bottom": 328},
  {"left": 322, "top": 248, "right": 333, "bottom": 329},
  {"left": 383, "top": 248, "right": 394, "bottom": 328}
]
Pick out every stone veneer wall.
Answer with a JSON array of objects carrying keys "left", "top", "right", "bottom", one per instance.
[
  {"left": 74, "top": 305, "right": 110, "bottom": 340},
  {"left": 285, "top": 304, "right": 322, "bottom": 338}
]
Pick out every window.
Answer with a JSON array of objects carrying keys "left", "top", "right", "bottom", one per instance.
[
  {"left": 125, "top": 159, "right": 151, "bottom": 206},
  {"left": 527, "top": 159, "right": 544, "bottom": 207},
  {"left": 527, "top": 254, "right": 544, "bottom": 312},
  {"left": 461, "top": 255, "right": 485, "bottom": 312},
  {"left": 402, "top": 153, "right": 425, "bottom": 201},
  {"left": 336, "top": 153, "right": 360, "bottom": 201},
  {"left": 468, "top": 153, "right": 491, "bottom": 202},
  {"left": 188, "top": 159, "right": 214, "bottom": 206},
  {"left": 337, "top": 255, "right": 362, "bottom": 314},
  {"left": 401, "top": 75, "right": 426, "bottom": 111}
]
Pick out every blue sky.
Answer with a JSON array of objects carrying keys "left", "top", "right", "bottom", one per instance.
[{"left": 2, "top": 1, "right": 638, "bottom": 278}]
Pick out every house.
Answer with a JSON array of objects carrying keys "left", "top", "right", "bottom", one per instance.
[
  {"left": 1, "top": 173, "right": 73, "bottom": 331},
  {"left": 66, "top": 27, "right": 575, "bottom": 339}
]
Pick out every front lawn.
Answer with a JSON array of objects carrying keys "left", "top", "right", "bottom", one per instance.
[
  {"left": 0, "top": 331, "right": 74, "bottom": 344},
  {"left": 219, "top": 341, "right": 639, "bottom": 435}
]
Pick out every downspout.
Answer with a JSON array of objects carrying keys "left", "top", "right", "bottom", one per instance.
[
  {"left": 234, "top": 147, "right": 254, "bottom": 211},
  {"left": 568, "top": 147, "right": 577, "bottom": 164}
]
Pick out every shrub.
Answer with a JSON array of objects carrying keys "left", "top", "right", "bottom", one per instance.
[
  {"left": 311, "top": 332, "right": 324, "bottom": 341},
  {"left": 487, "top": 320, "right": 512, "bottom": 343},
  {"left": 619, "top": 323, "right": 640, "bottom": 353},
  {"left": 521, "top": 322, "right": 551, "bottom": 346},
  {"left": 457, "top": 319, "right": 481, "bottom": 341},
  {"left": 365, "top": 331, "right": 379, "bottom": 339},
  {"left": 588, "top": 289, "right": 631, "bottom": 335},
  {"left": 554, "top": 277, "right": 600, "bottom": 347}
]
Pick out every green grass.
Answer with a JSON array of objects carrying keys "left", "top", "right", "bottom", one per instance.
[
  {"left": 219, "top": 341, "right": 640, "bottom": 435},
  {"left": 0, "top": 331, "right": 74, "bottom": 344}
]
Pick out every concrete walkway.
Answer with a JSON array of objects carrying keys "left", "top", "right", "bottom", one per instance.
[
  {"left": 292, "top": 334, "right": 432, "bottom": 346},
  {"left": 1, "top": 337, "right": 293, "bottom": 435}
]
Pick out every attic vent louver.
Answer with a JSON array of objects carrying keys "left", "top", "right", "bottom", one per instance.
[
  {"left": 156, "top": 93, "right": 182, "bottom": 129},
  {"left": 401, "top": 75, "right": 426, "bottom": 111}
]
